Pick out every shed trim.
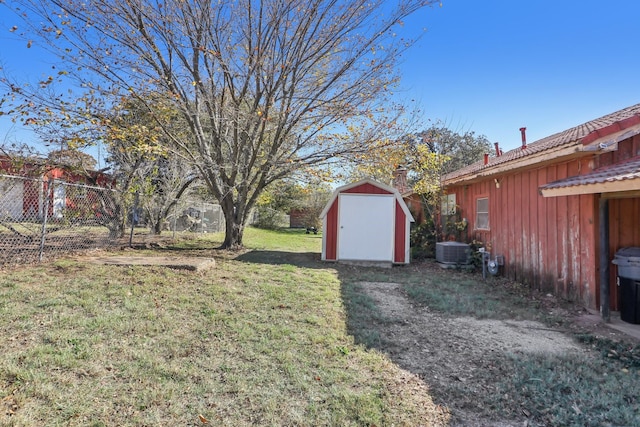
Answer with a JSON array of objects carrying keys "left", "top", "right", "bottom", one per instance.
[{"left": 319, "top": 178, "right": 415, "bottom": 222}]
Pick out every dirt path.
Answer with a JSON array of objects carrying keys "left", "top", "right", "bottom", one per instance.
[{"left": 358, "top": 281, "right": 612, "bottom": 426}]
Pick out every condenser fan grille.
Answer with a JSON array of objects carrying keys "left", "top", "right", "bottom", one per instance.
[{"left": 436, "top": 242, "right": 470, "bottom": 264}]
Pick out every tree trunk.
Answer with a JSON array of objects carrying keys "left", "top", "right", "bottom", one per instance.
[
  {"left": 153, "top": 217, "right": 163, "bottom": 235},
  {"left": 223, "top": 219, "right": 244, "bottom": 249},
  {"left": 220, "top": 198, "right": 245, "bottom": 249}
]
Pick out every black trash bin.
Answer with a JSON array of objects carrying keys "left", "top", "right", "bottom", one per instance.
[{"left": 612, "top": 247, "right": 640, "bottom": 324}]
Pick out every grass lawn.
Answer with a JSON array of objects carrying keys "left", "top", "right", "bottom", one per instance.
[{"left": 0, "top": 227, "right": 448, "bottom": 426}]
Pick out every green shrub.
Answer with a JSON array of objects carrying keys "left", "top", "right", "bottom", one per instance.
[{"left": 253, "top": 206, "right": 289, "bottom": 230}]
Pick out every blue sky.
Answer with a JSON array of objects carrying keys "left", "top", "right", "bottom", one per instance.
[
  {"left": 1, "top": 0, "right": 640, "bottom": 159},
  {"left": 402, "top": 0, "right": 640, "bottom": 151}
]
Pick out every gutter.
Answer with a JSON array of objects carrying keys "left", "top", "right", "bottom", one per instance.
[{"left": 443, "top": 144, "right": 585, "bottom": 186}]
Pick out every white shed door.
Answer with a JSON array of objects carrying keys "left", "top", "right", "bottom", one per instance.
[{"left": 338, "top": 193, "right": 394, "bottom": 261}]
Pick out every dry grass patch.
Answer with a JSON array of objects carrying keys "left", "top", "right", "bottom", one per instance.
[{"left": 0, "top": 229, "right": 448, "bottom": 426}]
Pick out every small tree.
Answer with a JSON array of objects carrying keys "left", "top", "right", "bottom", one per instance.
[
  {"left": 289, "top": 180, "right": 332, "bottom": 230},
  {"left": 416, "top": 125, "right": 493, "bottom": 175},
  {"left": 254, "top": 180, "right": 302, "bottom": 230}
]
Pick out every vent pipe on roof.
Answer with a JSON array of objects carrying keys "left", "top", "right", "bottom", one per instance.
[
  {"left": 520, "top": 127, "right": 527, "bottom": 150},
  {"left": 494, "top": 142, "right": 502, "bottom": 157},
  {"left": 483, "top": 153, "right": 489, "bottom": 165}
]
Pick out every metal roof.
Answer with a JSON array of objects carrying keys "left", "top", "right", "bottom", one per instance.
[
  {"left": 442, "top": 103, "right": 640, "bottom": 184},
  {"left": 539, "top": 156, "right": 640, "bottom": 197}
]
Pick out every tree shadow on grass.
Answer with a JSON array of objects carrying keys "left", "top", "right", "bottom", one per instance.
[{"left": 233, "top": 250, "right": 324, "bottom": 269}]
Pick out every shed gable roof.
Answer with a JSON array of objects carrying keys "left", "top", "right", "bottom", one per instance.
[
  {"left": 319, "top": 178, "right": 415, "bottom": 221},
  {"left": 443, "top": 103, "right": 640, "bottom": 185}
]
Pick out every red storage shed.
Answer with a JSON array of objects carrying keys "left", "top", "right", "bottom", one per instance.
[{"left": 320, "top": 179, "right": 414, "bottom": 265}]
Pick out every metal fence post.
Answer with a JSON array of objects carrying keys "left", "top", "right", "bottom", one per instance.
[
  {"left": 38, "top": 178, "right": 52, "bottom": 262},
  {"left": 172, "top": 199, "right": 178, "bottom": 239},
  {"left": 129, "top": 191, "right": 139, "bottom": 247}
]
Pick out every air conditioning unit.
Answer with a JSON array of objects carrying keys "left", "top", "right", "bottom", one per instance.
[{"left": 436, "top": 241, "right": 470, "bottom": 264}]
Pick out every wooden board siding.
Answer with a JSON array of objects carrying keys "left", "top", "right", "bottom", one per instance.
[
  {"left": 343, "top": 182, "right": 392, "bottom": 195},
  {"left": 321, "top": 179, "right": 413, "bottom": 264},
  {"left": 598, "top": 134, "right": 640, "bottom": 167},
  {"left": 289, "top": 209, "right": 306, "bottom": 228},
  {"left": 609, "top": 197, "right": 640, "bottom": 310},
  {"left": 394, "top": 201, "right": 406, "bottom": 263},
  {"left": 555, "top": 163, "right": 570, "bottom": 299},
  {"left": 448, "top": 157, "right": 599, "bottom": 309},
  {"left": 324, "top": 201, "right": 338, "bottom": 260},
  {"left": 600, "top": 134, "right": 640, "bottom": 311},
  {"left": 566, "top": 159, "right": 581, "bottom": 302},
  {"left": 404, "top": 193, "right": 425, "bottom": 224},
  {"left": 544, "top": 166, "right": 558, "bottom": 294},
  {"left": 23, "top": 179, "right": 40, "bottom": 218}
]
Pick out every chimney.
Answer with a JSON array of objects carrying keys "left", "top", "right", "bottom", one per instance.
[
  {"left": 520, "top": 127, "right": 527, "bottom": 150},
  {"left": 392, "top": 165, "right": 408, "bottom": 194},
  {"left": 483, "top": 153, "right": 489, "bottom": 165},
  {"left": 494, "top": 142, "right": 501, "bottom": 157}
]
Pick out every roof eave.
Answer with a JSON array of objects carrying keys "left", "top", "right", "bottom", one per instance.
[
  {"left": 540, "top": 177, "right": 640, "bottom": 198},
  {"left": 443, "top": 144, "right": 585, "bottom": 186}
]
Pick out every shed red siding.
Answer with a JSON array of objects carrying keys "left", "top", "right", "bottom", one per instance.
[
  {"left": 320, "top": 179, "right": 413, "bottom": 264},
  {"left": 344, "top": 182, "right": 392, "bottom": 195},
  {"left": 289, "top": 209, "right": 306, "bottom": 228},
  {"left": 394, "top": 201, "right": 406, "bottom": 263},
  {"left": 324, "top": 201, "right": 338, "bottom": 261}
]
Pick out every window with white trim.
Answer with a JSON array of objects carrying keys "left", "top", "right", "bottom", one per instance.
[{"left": 475, "top": 197, "right": 489, "bottom": 230}]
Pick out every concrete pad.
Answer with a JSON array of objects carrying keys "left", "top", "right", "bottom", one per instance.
[
  {"left": 606, "top": 315, "right": 640, "bottom": 341},
  {"left": 582, "top": 310, "right": 640, "bottom": 341},
  {"left": 84, "top": 255, "right": 215, "bottom": 272}
]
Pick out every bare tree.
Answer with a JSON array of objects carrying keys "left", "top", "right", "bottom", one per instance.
[{"left": 2, "top": 0, "right": 438, "bottom": 248}]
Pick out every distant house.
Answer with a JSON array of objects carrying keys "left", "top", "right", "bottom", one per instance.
[
  {"left": 0, "top": 155, "right": 113, "bottom": 221},
  {"left": 441, "top": 104, "right": 640, "bottom": 317},
  {"left": 289, "top": 208, "right": 305, "bottom": 228}
]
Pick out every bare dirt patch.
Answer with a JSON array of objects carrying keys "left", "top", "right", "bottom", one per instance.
[
  {"left": 357, "top": 280, "right": 638, "bottom": 426},
  {"left": 82, "top": 254, "right": 215, "bottom": 271}
]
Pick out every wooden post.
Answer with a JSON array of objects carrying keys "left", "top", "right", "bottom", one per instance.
[{"left": 599, "top": 197, "right": 610, "bottom": 322}]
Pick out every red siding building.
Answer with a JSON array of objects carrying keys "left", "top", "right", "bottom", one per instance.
[
  {"left": 0, "top": 155, "right": 113, "bottom": 220},
  {"left": 442, "top": 104, "right": 640, "bottom": 317}
]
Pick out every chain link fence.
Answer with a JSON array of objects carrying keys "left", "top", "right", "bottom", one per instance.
[
  {"left": 0, "top": 174, "right": 119, "bottom": 266},
  {"left": 167, "top": 201, "right": 225, "bottom": 234},
  {"left": 0, "top": 173, "right": 245, "bottom": 265},
  {"left": 123, "top": 198, "right": 227, "bottom": 244}
]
